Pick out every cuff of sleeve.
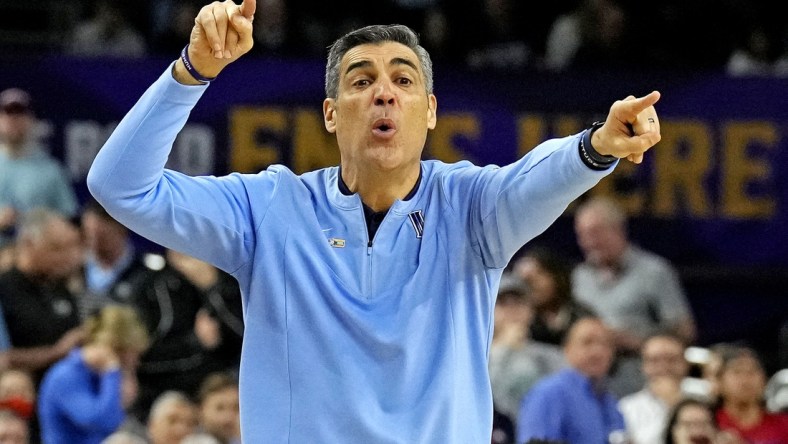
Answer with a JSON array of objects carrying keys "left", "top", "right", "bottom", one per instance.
[{"left": 579, "top": 123, "right": 617, "bottom": 171}]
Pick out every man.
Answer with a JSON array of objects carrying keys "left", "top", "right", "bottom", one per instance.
[
  {"left": 0, "top": 88, "right": 78, "bottom": 248},
  {"left": 572, "top": 196, "right": 696, "bottom": 396},
  {"left": 517, "top": 316, "right": 627, "bottom": 444},
  {"left": 0, "top": 209, "right": 84, "bottom": 383},
  {"left": 146, "top": 391, "right": 198, "bottom": 444},
  {"left": 196, "top": 372, "right": 241, "bottom": 444},
  {"left": 618, "top": 333, "right": 690, "bottom": 444},
  {"left": 489, "top": 277, "right": 564, "bottom": 423},
  {"left": 87, "top": 0, "right": 663, "bottom": 440}
]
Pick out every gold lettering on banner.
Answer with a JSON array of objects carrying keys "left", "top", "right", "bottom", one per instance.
[
  {"left": 292, "top": 109, "right": 340, "bottom": 174},
  {"left": 229, "top": 107, "right": 285, "bottom": 173},
  {"left": 517, "top": 115, "right": 546, "bottom": 157},
  {"left": 427, "top": 113, "right": 479, "bottom": 163},
  {"left": 653, "top": 120, "right": 712, "bottom": 218},
  {"left": 721, "top": 121, "right": 777, "bottom": 219}
]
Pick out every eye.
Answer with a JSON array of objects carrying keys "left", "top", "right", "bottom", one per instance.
[
  {"left": 353, "top": 78, "right": 371, "bottom": 87},
  {"left": 397, "top": 77, "right": 413, "bottom": 86}
]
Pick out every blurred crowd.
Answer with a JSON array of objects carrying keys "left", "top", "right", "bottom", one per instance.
[
  {"left": 1, "top": 0, "right": 788, "bottom": 76},
  {"left": 1, "top": 2, "right": 787, "bottom": 443}
]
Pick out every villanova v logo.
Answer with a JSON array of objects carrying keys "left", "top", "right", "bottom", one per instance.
[{"left": 408, "top": 210, "right": 424, "bottom": 239}]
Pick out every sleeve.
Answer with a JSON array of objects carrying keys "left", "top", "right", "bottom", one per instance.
[
  {"left": 650, "top": 259, "right": 693, "bottom": 325},
  {"left": 87, "top": 63, "right": 277, "bottom": 274},
  {"left": 52, "top": 368, "right": 125, "bottom": 433},
  {"left": 445, "top": 133, "right": 617, "bottom": 269},
  {"left": 516, "top": 382, "right": 566, "bottom": 443}
]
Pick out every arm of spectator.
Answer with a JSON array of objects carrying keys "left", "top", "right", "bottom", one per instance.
[
  {"left": 5, "top": 327, "right": 84, "bottom": 371},
  {"left": 53, "top": 367, "right": 125, "bottom": 432}
]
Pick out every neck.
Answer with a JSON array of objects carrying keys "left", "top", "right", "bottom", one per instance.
[
  {"left": 1, "top": 140, "right": 26, "bottom": 158},
  {"left": 341, "top": 161, "right": 420, "bottom": 212},
  {"left": 94, "top": 244, "right": 127, "bottom": 269}
]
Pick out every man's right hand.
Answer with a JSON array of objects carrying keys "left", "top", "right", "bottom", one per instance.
[{"left": 174, "top": 0, "right": 256, "bottom": 84}]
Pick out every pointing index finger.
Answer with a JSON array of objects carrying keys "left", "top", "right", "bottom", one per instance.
[
  {"left": 623, "top": 91, "right": 661, "bottom": 117},
  {"left": 240, "top": 0, "right": 256, "bottom": 19}
]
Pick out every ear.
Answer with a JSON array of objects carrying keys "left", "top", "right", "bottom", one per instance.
[
  {"left": 427, "top": 94, "right": 437, "bottom": 130},
  {"left": 323, "top": 98, "right": 336, "bottom": 134}
]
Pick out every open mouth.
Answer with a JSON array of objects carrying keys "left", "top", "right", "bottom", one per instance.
[{"left": 372, "top": 118, "right": 397, "bottom": 137}]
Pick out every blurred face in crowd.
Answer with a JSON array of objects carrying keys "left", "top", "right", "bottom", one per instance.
[
  {"left": 574, "top": 205, "right": 627, "bottom": 267},
  {"left": 0, "top": 370, "right": 35, "bottom": 403},
  {"left": 0, "top": 109, "right": 33, "bottom": 148},
  {"left": 324, "top": 42, "right": 437, "bottom": 174},
  {"left": 200, "top": 386, "right": 241, "bottom": 442},
  {"left": 22, "top": 217, "right": 83, "bottom": 280},
  {"left": 81, "top": 210, "right": 128, "bottom": 262},
  {"left": 513, "top": 257, "right": 556, "bottom": 309},
  {"left": 0, "top": 414, "right": 28, "bottom": 444},
  {"left": 719, "top": 353, "right": 766, "bottom": 405},
  {"left": 494, "top": 290, "right": 533, "bottom": 332},
  {"left": 148, "top": 399, "right": 197, "bottom": 444},
  {"left": 670, "top": 402, "right": 717, "bottom": 444},
  {"left": 642, "top": 336, "right": 688, "bottom": 382},
  {"left": 564, "top": 318, "right": 614, "bottom": 380}
]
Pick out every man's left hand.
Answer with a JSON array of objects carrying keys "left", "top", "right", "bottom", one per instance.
[{"left": 592, "top": 91, "right": 662, "bottom": 164}]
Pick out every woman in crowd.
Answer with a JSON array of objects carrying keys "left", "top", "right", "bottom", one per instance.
[
  {"left": 714, "top": 346, "right": 788, "bottom": 444},
  {"left": 37, "top": 305, "right": 149, "bottom": 444}
]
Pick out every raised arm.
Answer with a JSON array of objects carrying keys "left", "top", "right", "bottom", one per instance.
[
  {"left": 87, "top": 0, "right": 263, "bottom": 274},
  {"left": 464, "top": 92, "right": 662, "bottom": 268}
]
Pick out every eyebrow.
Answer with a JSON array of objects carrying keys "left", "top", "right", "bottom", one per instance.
[{"left": 345, "top": 57, "right": 420, "bottom": 76}]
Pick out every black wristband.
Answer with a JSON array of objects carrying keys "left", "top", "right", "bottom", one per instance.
[
  {"left": 579, "top": 121, "right": 616, "bottom": 170},
  {"left": 180, "top": 44, "right": 216, "bottom": 84}
]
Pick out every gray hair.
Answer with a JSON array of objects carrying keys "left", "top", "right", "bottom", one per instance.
[
  {"left": 15, "top": 207, "right": 62, "bottom": 244},
  {"left": 148, "top": 390, "right": 194, "bottom": 422},
  {"left": 325, "top": 24, "right": 434, "bottom": 98}
]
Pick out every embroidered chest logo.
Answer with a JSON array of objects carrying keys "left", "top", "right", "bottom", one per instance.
[
  {"left": 408, "top": 210, "right": 425, "bottom": 239},
  {"left": 328, "top": 238, "right": 346, "bottom": 248}
]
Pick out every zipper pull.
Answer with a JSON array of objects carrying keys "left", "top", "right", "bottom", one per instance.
[{"left": 367, "top": 241, "right": 373, "bottom": 255}]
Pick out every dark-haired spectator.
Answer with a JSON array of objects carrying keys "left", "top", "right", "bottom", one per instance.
[
  {"left": 196, "top": 373, "right": 240, "bottom": 444},
  {"left": 715, "top": 346, "right": 788, "bottom": 444},
  {"left": 665, "top": 397, "right": 738, "bottom": 444},
  {"left": 619, "top": 333, "right": 690, "bottom": 444},
  {"left": 517, "top": 317, "right": 627, "bottom": 444},
  {"left": 0, "top": 88, "right": 78, "bottom": 249},
  {"left": 78, "top": 198, "right": 157, "bottom": 319},
  {"left": 489, "top": 278, "right": 564, "bottom": 423},
  {"left": 511, "top": 247, "right": 596, "bottom": 346}
]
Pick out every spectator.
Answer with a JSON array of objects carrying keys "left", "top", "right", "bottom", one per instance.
[
  {"left": 0, "top": 410, "right": 28, "bottom": 444},
  {"left": 78, "top": 198, "right": 157, "bottom": 319},
  {"left": 146, "top": 391, "right": 197, "bottom": 444},
  {"left": 37, "top": 305, "right": 149, "bottom": 444},
  {"left": 66, "top": 0, "right": 146, "bottom": 58},
  {"left": 125, "top": 251, "right": 233, "bottom": 423},
  {"left": 542, "top": 0, "right": 630, "bottom": 72},
  {"left": 196, "top": 373, "right": 240, "bottom": 444},
  {"left": 0, "top": 209, "right": 84, "bottom": 383},
  {"left": 714, "top": 346, "right": 788, "bottom": 444},
  {"left": 726, "top": 26, "right": 787, "bottom": 77},
  {"left": 511, "top": 246, "right": 596, "bottom": 346},
  {"left": 572, "top": 196, "right": 697, "bottom": 397},
  {"left": 149, "top": 0, "right": 201, "bottom": 56},
  {"left": 489, "top": 278, "right": 564, "bottom": 423},
  {"left": 100, "top": 431, "right": 146, "bottom": 444},
  {"left": 517, "top": 316, "right": 627, "bottom": 444},
  {"left": 166, "top": 250, "right": 243, "bottom": 374},
  {"left": 0, "top": 88, "right": 78, "bottom": 249},
  {"left": 0, "top": 369, "right": 35, "bottom": 422},
  {"left": 619, "top": 333, "right": 691, "bottom": 444},
  {"left": 664, "top": 397, "right": 736, "bottom": 444}
]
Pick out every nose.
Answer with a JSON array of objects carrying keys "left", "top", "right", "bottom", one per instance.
[{"left": 374, "top": 81, "right": 396, "bottom": 106}]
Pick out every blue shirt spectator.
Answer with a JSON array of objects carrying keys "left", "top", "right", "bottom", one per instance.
[{"left": 517, "top": 317, "right": 627, "bottom": 444}]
